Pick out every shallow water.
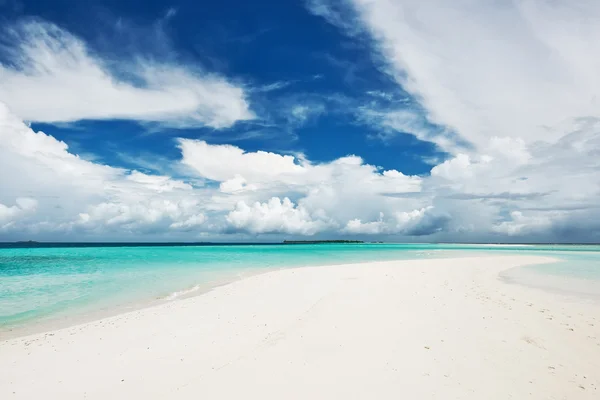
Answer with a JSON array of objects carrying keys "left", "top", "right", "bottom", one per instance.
[
  {"left": 500, "top": 250, "right": 600, "bottom": 300},
  {"left": 1, "top": 243, "right": 599, "bottom": 331}
]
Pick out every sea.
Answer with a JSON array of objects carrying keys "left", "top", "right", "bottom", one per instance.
[{"left": 1, "top": 243, "right": 599, "bottom": 336}]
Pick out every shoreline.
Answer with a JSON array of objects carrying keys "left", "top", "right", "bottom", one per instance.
[
  {"left": 500, "top": 265, "right": 600, "bottom": 303},
  {"left": 2, "top": 253, "right": 593, "bottom": 341},
  {"left": 4, "top": 253, "right": 597, "bottom": 342},
  {"left": 2, "top": 255, "right": 599, "bottom": 399},
  {"left": 2, "top": 244, "right": 598, "bottom": 341},
  {"left": 0, "top": 265, "right": 278, "bottom": 341},
  {"left": 0, "top": 251, "right": 478, "bottom": 340}
]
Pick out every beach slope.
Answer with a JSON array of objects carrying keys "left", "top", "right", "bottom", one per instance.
[{"left": 1, "top": 255, "right": 599, "bottom": 399}]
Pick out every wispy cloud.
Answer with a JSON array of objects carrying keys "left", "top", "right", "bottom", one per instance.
[
  {"left": 358, "top": 106, "right": 467, "bottom": 153},
  {"left": 253, "top": 80, "right": 295, "bottom": 93},
  {"left": 346, "top": 0, "right": 600, "bottom": 150},
  {"left": 288, "top": 103, "right": 326, "bottom": 125},
  {"left": 305, "top": 0, "right": 362, "bottom": 36},
  {"left": 252, "top": 73, "right": 327, "bottom": 94},
  {"left": 0, "top": 20, "right": 254, "bottom": 128},
  {"left": 164, "top": 7, "right": 177, "bottom": 20}
]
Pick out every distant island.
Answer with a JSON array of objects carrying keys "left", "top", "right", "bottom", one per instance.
[{"left": 282, "top": 240, "right": 364, "bottom": 244}]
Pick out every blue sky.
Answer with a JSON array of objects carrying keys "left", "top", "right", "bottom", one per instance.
[
  {"left": 12, "top": 0, "right": 444, "bottom": 175},
  {"left": 1, "top": 0, "right": 600, "bottom": 242}
]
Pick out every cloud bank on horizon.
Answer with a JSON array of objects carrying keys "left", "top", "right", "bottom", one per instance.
[{"left": 1, "top": 1, "right": 599, "bottom": 243}]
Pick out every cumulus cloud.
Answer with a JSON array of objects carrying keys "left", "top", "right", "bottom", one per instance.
[
  {"left": 492, "top": 211, "right": 553, "bottom": 237},
  {"left": 170, "top": 214, "right": 206, "bottom": 231},
  {"left": 219, "top": 175, "right": 258, "bottom": 194},
  {"left": 226, "top": 197, "right": 331, "bottom": 235},
  {"left": 177, "top": 138, "right": 428, "bottom": 236},
  {"left": 0, "top": 198, "right": 38, "bottom": 229},
  {"left": 343, "top": 207, "right": 449, "bottom": 236},
  {"left": 2, "top": 93, "right": 598, "bottom": 241},
  {"left": 0, "top": 20, "right": 253, "bottom": 128},
  {"left": 0, "top": 101, "right": 437, "bottom": 240},
  {"left": 77, "top": 199, "right": 206, "bottom": 234},
  {"left": 344, "top": 215, "right": 385, "bottom": 235},
  {"left": 179, "top": 139, "right": 421, "bottom": 196},
  {"left": 0, "top": 101, "right": 211, "bottom": 238},
  {"left": 178, "top": 139, "right": 305, "bottom": 183}
]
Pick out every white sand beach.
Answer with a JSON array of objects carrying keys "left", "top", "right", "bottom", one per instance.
[{"left": 1, "top": 255, "right": 599, "bottom": 399}]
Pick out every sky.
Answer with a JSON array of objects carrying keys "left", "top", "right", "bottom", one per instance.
[{"left": 0, "top": 0, "right": 599, "bottom": 243}]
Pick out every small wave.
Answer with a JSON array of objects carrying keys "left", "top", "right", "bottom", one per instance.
[
  {"left": 415, "top": 251, "right": 436, "bottom": 256},
  {"left": 469, "top": 244, "right": 534, "bottom": 247},
  {"left": 164, "top": 284, "right": 203, "bottom": 301}
]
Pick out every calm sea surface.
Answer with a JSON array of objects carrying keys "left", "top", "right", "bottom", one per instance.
[{"left": 1, "top": 243, "right": 599, "bottom": 333}]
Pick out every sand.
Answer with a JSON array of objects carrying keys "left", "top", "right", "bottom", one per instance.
[{"left": 1, "top": 255, "right": 599, "bottom": 399}]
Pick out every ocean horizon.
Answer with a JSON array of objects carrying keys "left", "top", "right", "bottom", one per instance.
[{"left": 4, "top": 241, "right": 600, "bottom": 248}]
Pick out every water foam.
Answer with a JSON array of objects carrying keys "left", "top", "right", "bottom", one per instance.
[{"left": 164, "top": 284, "right": 203, "bottom": 300}]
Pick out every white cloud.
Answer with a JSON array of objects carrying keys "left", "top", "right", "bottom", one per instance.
[
  {"left": 2, "top": 2, "right": 599, "bottom": 242},
  {"left": 301, "top": 0, "right": 600, "bottom": 241},
  {"left": 346, "top": 0, "right": 600, "bottom": 150},
  {"left": 343, "top": 207, "right": 448, "bottom": 236},
  {"left": 305, "top": 0, "right": 362, "bottom": 36},
  {"left": 343, "top": 212, "right": 385, "bottom": 234},
  {"left": 170, "top": 214, "right": 206, "bottom": 231},
  {"left": 492, "top": 211, "right": 554, "bottom": 237},
  {"left": 178, "top": 139, "right": 305, "bottom": 183},
  {"left": 0, "top": 100, "right": 437, "bottom": 240},
  {"left": 76, "top": 199, "right": 206, "bottom": 233},
  {"left": 0, "top": 20, "right": 253, "bottom": 128},
  {"left": 164, "top": 7, "right": 178, "bottom": 19},
  {"left": 430, "top": 154, "right": 475, "bottom": 181},
  {"left": 126, "top": 171, "right": 192, "bottom": 192},
  {"left": 7, "top": 5, "right": 600, "bottom": 244},
  {"left": 289, "top": 103, "right": 326, "bottom": 124},
  {"left": 358, "top": 107, "right": 460, "bottom": 151},
  {"left": 0, "top": 198, "right": 38, "bottom": 228},
  {"left": 1, "top": 93, "right": 598, "bottom": 241},
  {"left": 0, "top": 101, "right": 213, "bottom": 238},
  {"left": 254, "top": 81, "right": 294, "bottom": 93},
  {"left": 219, "top": 175, "right": 258, "bottom": 194},
  {"left": 487, "top": 137, "right": 531, "bottom": 165},
  {"left": 179, "top": 139, "right": 421, "bottom": 195},
  {"left": 179, "top": 138, "right": 426, "bottom": 235},
  {"left": 226, "top": 197, "right": 331, "bottom": 235}
]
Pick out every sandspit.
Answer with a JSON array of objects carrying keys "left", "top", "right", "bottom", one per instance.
[{"left": 1, "top": 255, "right": 599, "bottom": 399}]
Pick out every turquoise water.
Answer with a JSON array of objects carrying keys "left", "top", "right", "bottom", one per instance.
[
  {"left": 499, "top": 248, "right": 600, "bottom": 298},
  {"left": 519, "top": 250, "right": 600, "bottom": 279},
  {"left": 1, "top": 243, "right": 599, "bottom": 332}
]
